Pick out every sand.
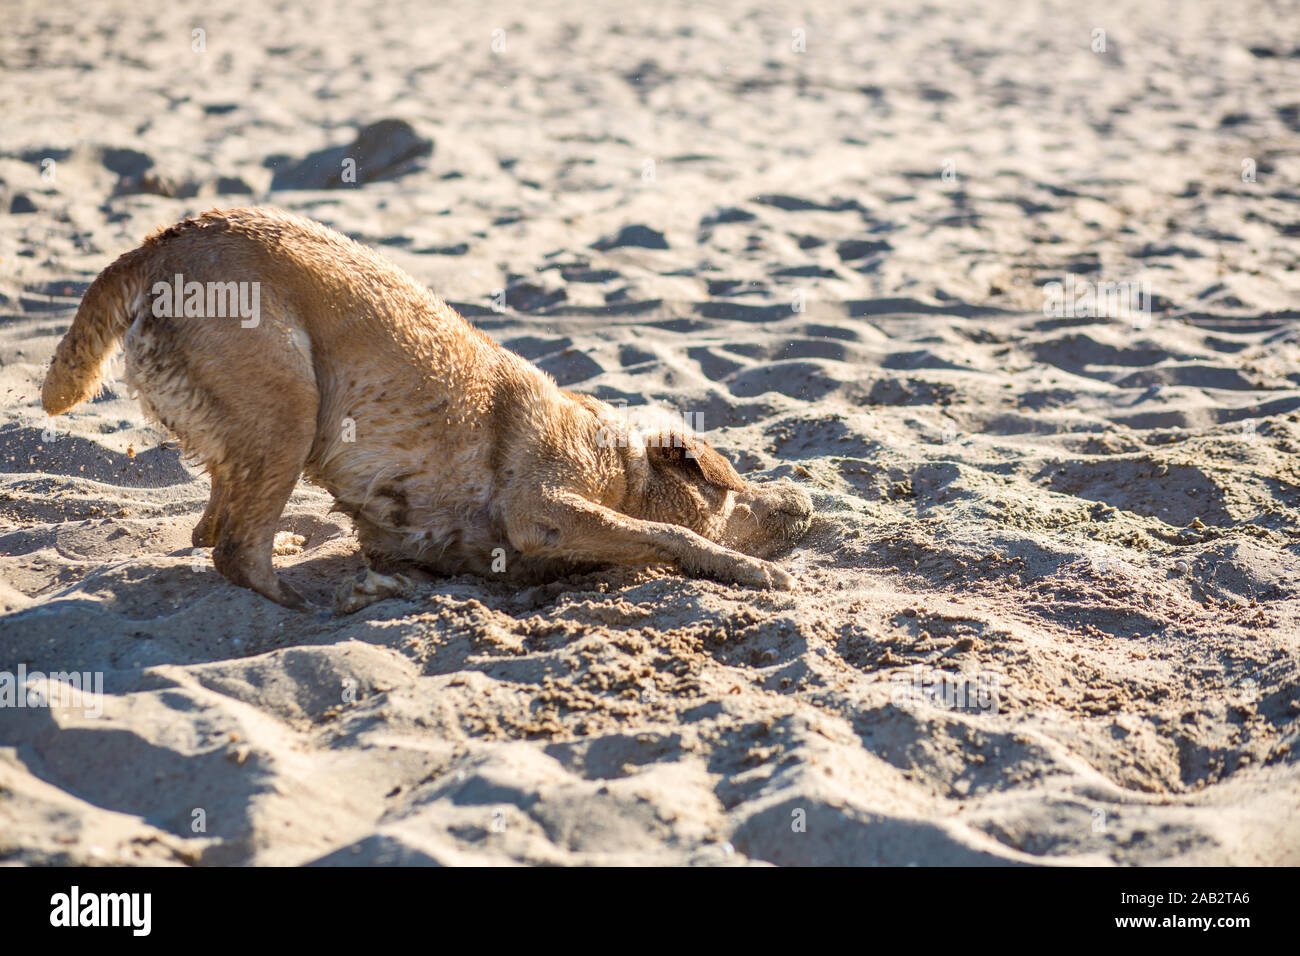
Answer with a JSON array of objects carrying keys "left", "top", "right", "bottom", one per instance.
[{"left": 1, "top": 0, "right": 1298, "bottom": 865}]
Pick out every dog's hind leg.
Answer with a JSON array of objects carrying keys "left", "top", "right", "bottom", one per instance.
[
  {"left": 126, "top": 302, "right": 320, "bottom": 608},
  {"left": 209, "top": 438, "right": 314, "bottom": 607}
]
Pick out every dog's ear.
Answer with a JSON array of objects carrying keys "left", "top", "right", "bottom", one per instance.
[{"left": 648, "top": 434, "right": 746, "bottom": 492}]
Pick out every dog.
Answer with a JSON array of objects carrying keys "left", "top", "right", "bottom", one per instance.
[{"left": 41, "top": 208, "right": 812, "bottom": 610}]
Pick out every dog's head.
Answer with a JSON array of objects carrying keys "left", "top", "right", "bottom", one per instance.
[{"left": 599, "top": 403, "right": 813, "bottom": 558}]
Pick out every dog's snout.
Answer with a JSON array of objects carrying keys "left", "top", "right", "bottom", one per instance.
[
  {"left": 723, "top": 480, "right": 812, "bottom": 555},
  {"left": 775, "top": 484, "right": 813, "bottom": 518}
]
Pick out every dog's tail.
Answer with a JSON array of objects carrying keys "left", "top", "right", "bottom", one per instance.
[{"left": 41, "top": 248, "right": 152, "bottom": 415}]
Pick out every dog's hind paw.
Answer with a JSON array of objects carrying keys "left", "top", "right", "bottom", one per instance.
[{"left": 334, "top": 568, "right": 415, "bottom": 614}]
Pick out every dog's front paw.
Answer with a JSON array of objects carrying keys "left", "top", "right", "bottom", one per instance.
[
  {"left": 745, "top": 558, "right": 794, "bottom": 590},
  {"left": 713, "top": 555, "right": 794, "bottom": 591},
  {"left": 763, "top": 562, "right": 796, "bottom": 590}
]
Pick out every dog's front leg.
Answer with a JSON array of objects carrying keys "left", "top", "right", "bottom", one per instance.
[{"left": 506, "top": 492, "right": 794, "bottom": 589}]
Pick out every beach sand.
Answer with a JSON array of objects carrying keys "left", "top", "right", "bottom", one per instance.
[{"left": 1, "top": 0, "right": 1298, "bottom": 865}]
